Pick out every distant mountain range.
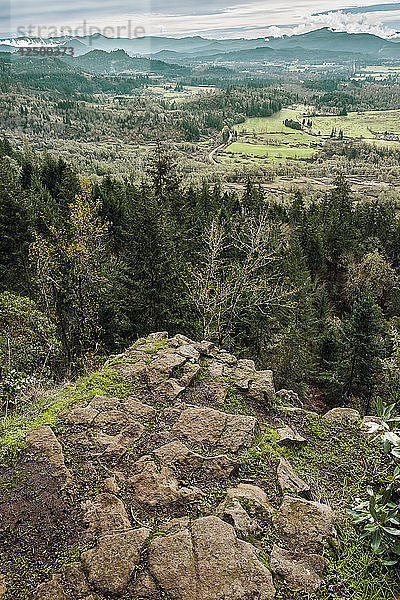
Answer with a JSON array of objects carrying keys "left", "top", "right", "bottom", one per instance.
[
  {"left": 61, "top": 49, "right": 189, "bottom": 75},
  {"left": 1, "top": 28, "right": 400, "bottom": 68}
]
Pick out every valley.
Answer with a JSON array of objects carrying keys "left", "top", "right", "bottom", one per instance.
[
  {"left": 218, "top": 107, "right": 400, "bottom": 166},
  {"left": 3, "top": 22, "right": 400, "bottom": 600}
]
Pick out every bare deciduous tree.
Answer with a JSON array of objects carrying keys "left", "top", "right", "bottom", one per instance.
[{"left": 185, "top": 214, "right": 294, "bottom": 345}]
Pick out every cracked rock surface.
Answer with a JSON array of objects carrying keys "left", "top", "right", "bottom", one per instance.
[
  {"left": 148, "top": 516, "right": 276, "bottom": 600},
  {"left": 7, "top": 332, "right": 349, "bottom": 600}
]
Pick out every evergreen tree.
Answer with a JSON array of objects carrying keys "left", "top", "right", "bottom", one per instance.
[
  {"left": 341, "top": 295, "right": 383, "bottom": 409},
  {"left": 0, "top": 159, "right": 31, "bottom": 293}
]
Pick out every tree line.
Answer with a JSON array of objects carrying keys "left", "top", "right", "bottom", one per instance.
[{"left": 1, "top": 140, "right": 400, "bottom": 413}]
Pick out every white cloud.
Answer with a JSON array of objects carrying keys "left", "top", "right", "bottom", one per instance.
[
  {"left": 304, "top": 9, "right": 400, "bottom": 38},
  {"left": 3, "top": 0, "right": 400, "bottom": 39}
]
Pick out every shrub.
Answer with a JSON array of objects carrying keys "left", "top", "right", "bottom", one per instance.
[{"left": 0, "top": 292, "right": 61, "bottom": 408}]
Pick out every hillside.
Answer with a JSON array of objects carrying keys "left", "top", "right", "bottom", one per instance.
[
  {"left": 266, "top": 28, "right": 400, "bottom": 58},
  {"left": 62, "top": 49, "right": 189, "bottom": 75},
  {"left": 0, "top": 332, "right": 398, "bottom": 600},
  {"left": 200, "top": 46, "right": 367, "bottom": 64},
  {"left": 3, "top": 28, "right": 400, "bottom": 63}
]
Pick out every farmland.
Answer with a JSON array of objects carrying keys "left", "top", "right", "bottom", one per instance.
[{"left": 221, "top": 107, "right": 400, "bottom": 165}]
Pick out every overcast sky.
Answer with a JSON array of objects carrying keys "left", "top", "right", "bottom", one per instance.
[{"left": 2, "top": 0, "right": 400, "bottom": 38}]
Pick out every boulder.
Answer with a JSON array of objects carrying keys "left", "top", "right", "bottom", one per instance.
[
  {"left": 147, "top": 331, "right": 169, "bottom": 341},
  {"left": 148, "top": 516, "right": 275, "bottom": 600},
  {"left": 221, "top": 484, "right": 274, "bottom": 518},
  {"left": 248, "top": 370, "right": 275, "bottom": 404},
  {"left": 172, "top": 407, "right": 257, "bottom": 453},
  {"left": 112, "top": 361, "right": 148, "bottom": 378},
  {"left": 128, "top": 456, "right": 202, "bottom": 507},
  {"left": 178, "top": 362, "right": 201, "bottom": 386},
  {"left": 82, "top": 528, "right": 150, "bottom": 594},
  {"left": 217, "top": 350, "right": 238, "bottom": 365},
  {"left": 33, "top": 575, "right": 67, "bottom": 600},
  {"left": 132, "top": 571, "right": 159, "bottom": 598},
  {"left": 104, "top": 475, "right": 120, "bottom": 494},
  {"left": 277, "top": 458, "right": 310, "bottom": 496},
  {"left": 208, "top": 359, "right": 224, "bottom": 378},
  {"left": 83, "top": 493, "right": 131, "bottom": 537},
  {"left": 270, "top": 544, "right": 325, "bottom": 593},
  {"left": 155, "top": 378, "right": 185, "bottom": 401},
  {"left": 63, "top": 404, "right": 99, "bottom": 425},
  {"left": 230, "top": 359, "right": 275, "bottom": 405},
  {"left": 221, "top": 414, "right": 258, "bottom": 452},
  {"left": 154, "top": 440, "right": 237, "bottom": 478},
  {"left": 218, "top": 499, "right": 259, "bottom": 537},
  {"left": 154, "top": 440, "right": 202, "bottom": 469},
  {"left": 323, "top": 408, "right": 360, "bottom": 424},
  {"left": 202, "top": 454, "right": 238, "bottom": 478},
  {"left": 147, "top": 352, "right": 187, "bottom": 386},
  {"left": 205, "top": 381, "right": 229, "bottom": 406},
  {"left": 176, "top": 344, "right": 200, "bottom": 361},
  {"left": 26, "top": 426, "right": 72, "bottom": 483},
  {"left": 192, "top": 340, "right": 217, "bottom": 356},
  {"left": 119, "top": 398, "right": 156, "bottom": 419},
  {"left": 93, "top": 409, "right": 133, "bottom": 428},
  {"left": 276, "top": 424, "right": 307, "bottom": 447},
  {"left": 231, "top": 359, "right": 257, "bottom": 391},
  {"left": 160, "top": 517, "right": 191, "bottom": 535},
  {"left": 168, "top": 334, "right": 195, "bottom": 347},
  {"left": 90, "top": 395, "right": 119, "bottom": 411},
  {"left": 95, "top": 428, "right": 141, "bottom": 458},
  {"left": 273, "top": 495, "right": 336, "bottom": 553}
]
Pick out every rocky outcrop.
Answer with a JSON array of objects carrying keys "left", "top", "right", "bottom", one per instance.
[
  {"left": 277, "top": 457, "right": 310, "bottom": 496},
  {"left": 273, "top": 495, "right": 336, "bottom": 553},
  {"left": 154, "top": 440, "right": 237, "bottom": 478},
  {"left": 172, "top": 406, "right": 257, "bottom": 452},
  {"left": 128, "top": 456, "right": 202, "bottom": 507},
  {"left": 82, "top": 528, "right": 150, "bottom": 594},
  {"left": 26, "top": 426, "right": 72, "bottom": 484},
  {"left": 323, "top": 408, "right": 360, "bottom": 424},
  {"left": 18, "top": 332, "right": 364, "bottom": 600},
  {"left": 148, "top": 516, "right": 275, "bottom": 600},
  {"left": 271, "top": 544, "right": 325, "bottom": 593}
]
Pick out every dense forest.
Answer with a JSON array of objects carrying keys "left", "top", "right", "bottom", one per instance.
[
  {"left": 0, "top": 79, "right": 294, "bottom": 143},
  {"left": 1, "top": 138, "right": 400, "bottom": 416},
  {"left": 4, "top": 26, "right": 400, "bottom": 599}
]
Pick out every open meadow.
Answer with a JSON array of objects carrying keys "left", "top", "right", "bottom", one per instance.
[{"left": 222, "top": 106, "right": 400, "bottom": 165}]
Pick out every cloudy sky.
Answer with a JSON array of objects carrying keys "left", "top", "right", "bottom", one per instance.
[{"left": 3, "top": 0, "right": 400, "bottom": 38}]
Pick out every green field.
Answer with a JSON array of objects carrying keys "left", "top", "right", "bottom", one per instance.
[
  {"left": 224, "top": 139, "right": 317, "bottom": 164},
  {"left": 353, "top": 66, "right": 400, "bottom": 81},
  {"left": 312, "top": 110, "right": 400, "bottom": 138},
  {"left": 236, "top": 108, "right": 305, "bottom": 134},
  {"left": 222, "top": 107, "right": 400, "bottom": 165}
]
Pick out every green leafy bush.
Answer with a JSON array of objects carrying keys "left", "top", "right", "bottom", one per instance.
[
  {"left": 0, "top": 292, "right": 60, "bottom": 375},
  {"left": 347, "top": 483, "right": 400, "bottom": 565},
  {"left": 347, "top": 398, "right": 400, "bottom": 565},
  {"left": 0, "top": 292, "right": 61, "bottom": 408}
]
